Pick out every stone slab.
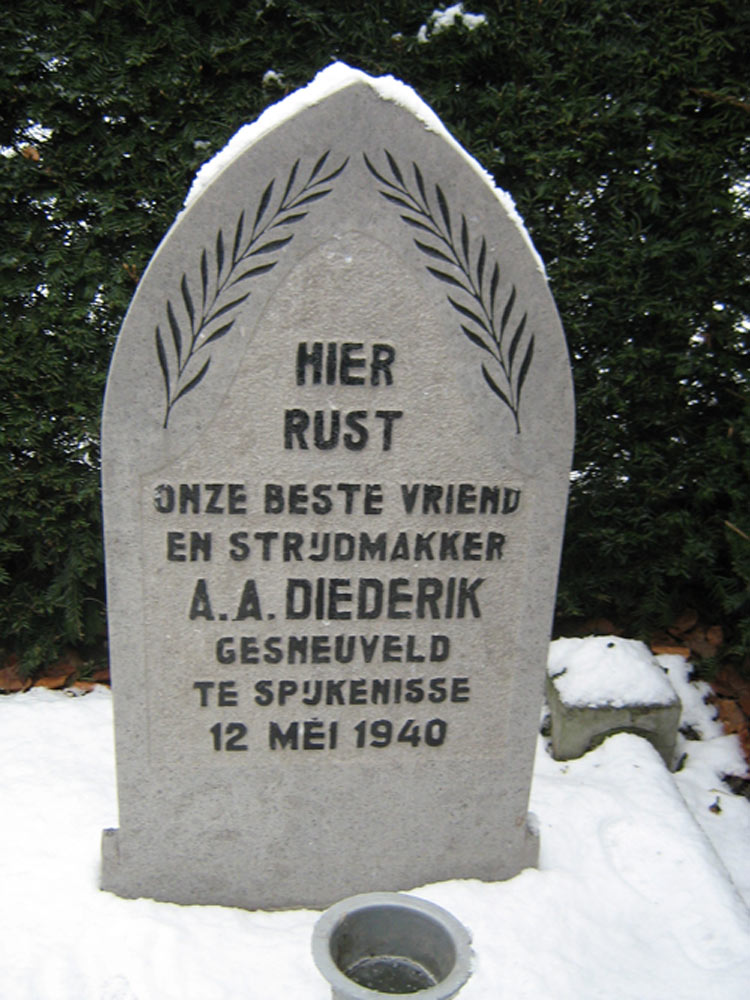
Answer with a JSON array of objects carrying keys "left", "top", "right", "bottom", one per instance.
[
  {"left": 546, "top": 637, "right": 681, "bottom": 767},
  {"left": 100, "top": 64, "right": 574, "bottom": 909}
]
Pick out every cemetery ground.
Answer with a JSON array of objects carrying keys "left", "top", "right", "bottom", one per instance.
[{"left": 1, "top": 637, "right": 749, "bottom": 1000}]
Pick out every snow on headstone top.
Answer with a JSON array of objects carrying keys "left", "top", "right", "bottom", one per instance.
[
  {"left": 183, "top": 61, "right": 545, "bottom": 276},
  {"left": 548, "top": 636, "right": 678, "bottom": 708}
]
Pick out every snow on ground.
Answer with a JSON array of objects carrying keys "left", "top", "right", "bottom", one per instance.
[{"left": 0, "top": 641, "right": 748, "bottom": 999}]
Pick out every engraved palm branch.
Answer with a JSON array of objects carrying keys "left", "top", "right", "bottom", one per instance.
[
  {"left": 363, "top": 149, "right": 533, "bottom": 433},
  {"left": 156, "top": 151, "right": 349, "bottom": 427}
]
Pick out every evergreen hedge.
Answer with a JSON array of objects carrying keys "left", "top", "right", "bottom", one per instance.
[{"left": 2, "top": 1, "right": 749, "bottom": 676}]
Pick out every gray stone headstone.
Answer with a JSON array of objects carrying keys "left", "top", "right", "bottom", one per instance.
[{"left": 100, "top": 64, "right": 574, "bottom": 909}]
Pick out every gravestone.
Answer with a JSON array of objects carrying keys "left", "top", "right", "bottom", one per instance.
[{"left": 100, "top": 63, "right": 574, "bottom": 909}]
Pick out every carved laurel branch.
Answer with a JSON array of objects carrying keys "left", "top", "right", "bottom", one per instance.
[
  {"left": 156, "top": 151, "right": 349, "bottom": 428},
  {"left": 363, "top": 150, "right": 534, "bottom": 434}
]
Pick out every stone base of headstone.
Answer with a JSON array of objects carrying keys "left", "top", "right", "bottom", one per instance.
[
  {"left": 546, "top": 675, "right": 681, "bottom": 767},
  {"left": 100, "top": 805, "right": 540, "bottom": 910}
]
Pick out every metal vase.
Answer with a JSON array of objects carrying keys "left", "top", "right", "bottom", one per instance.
[{"left": 312, "top": 892, "right": 472, "bottom": 999}]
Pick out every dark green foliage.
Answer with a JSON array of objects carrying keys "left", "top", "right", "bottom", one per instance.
[{"left": 1, "top": 1, "right": 748, "bottom": 675}]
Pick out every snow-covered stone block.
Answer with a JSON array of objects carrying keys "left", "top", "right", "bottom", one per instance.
[{"left": 546, "top": 636, "right": 682, "bottom": 767}]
